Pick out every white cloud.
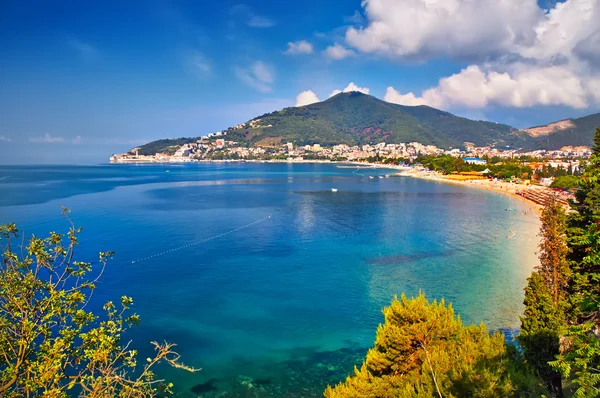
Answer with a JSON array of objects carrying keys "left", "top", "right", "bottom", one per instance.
[
  {"left": 247, "top": 15, "right": 275, "bottom": 28},
  {"left": 343, "top": 82, "right": 370, "bottom": 94},
  {"left": 384, "top": 87, "right": 430, "bottom": 106},
  {"left": 589, "top": 78, "right": 600, "bottom": 103},
  {"left": 29, "top": 133, "right": 65, "bottom": 144},
  {"left": 344, "top": 10, "right": 366, "bottom": 25},
  {"left": 345, "top": 0, "right": 542, "bottom": 60},
  {"left": 323, "top": 43, "right": 356, "bottom": 60},
  {"left": 68, "top": 38, "right": 99, "bottom": 59},
  {"left": 348, "top": 0, "right": 600, "bottom": 109},
  {"left": 385, "top": 65, "right": 588, "bottom": 109},
  {"left": 0, "top": 136, "right": 13, "bottom": 142},
  {"left": 72, "top": 136, "right": 82, "bottom": 144},
  {"left": 296, "top": 90, "right": 321, "bottom": 106},
  {"left": 235, "top": 61, "right": 275, "bottom": 93},
  {"left": 231, "top": 5, "right": 275, "bottom": 28},
  {"left": 188, "top": 51, "right": 212, "bottom": 77},
  {"left": 328, "top": 82, "right": 370, "bottom": 98},
  {"left": 284, "top": 40, "right": 313, "bottom": 55}
]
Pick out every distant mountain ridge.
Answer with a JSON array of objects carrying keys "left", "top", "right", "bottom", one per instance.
[
  {"left": 523, "top": 113, "right": 600, "bottom": 149},
  {"left": 134, "top": 92, "right": 599, "bottom": 155}
]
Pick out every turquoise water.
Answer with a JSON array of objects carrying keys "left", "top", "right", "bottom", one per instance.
[{"left": 0, "top": 163, "right": 540, "bottom": 397}]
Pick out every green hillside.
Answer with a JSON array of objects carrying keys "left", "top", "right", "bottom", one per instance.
[
  {"left": 136, "top": 137, "right": 199, "bottom": 155},
  {"left": 225, "top": 92, "right": 528, "bottom": 148},
  {"left": 134, "top": 92, "right": 540, "bottom": 154},
  {"left": 529, "top": 113, "right": 600, "bottom": 149},
  {"left": 396, "top": 104, "right": 529, "bottom": 147}
]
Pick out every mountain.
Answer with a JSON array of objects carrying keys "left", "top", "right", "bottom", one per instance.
[
  {"left": 136, "top": 92, "right": 540, "bottom": 155},
  {"left": 224, "top": 92, "right": 529, "bottom": 149},
  {"left": 524, "top": 113, "right": 600, "bottom": 149}
]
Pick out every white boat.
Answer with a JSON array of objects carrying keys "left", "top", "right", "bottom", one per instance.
[
  {"left": 331, "top": 188, "right": 338, "bottom": 192},
  {"left": 369, "top": 176, "right": 374, "bottom": 179}
]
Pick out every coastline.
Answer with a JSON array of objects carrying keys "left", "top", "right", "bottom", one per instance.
[
  {"left": 403, "top": 172, "right": 544, "bottom": 215},
  {"left": 344, "top": 160, "right": 545, "bottom": 215}
]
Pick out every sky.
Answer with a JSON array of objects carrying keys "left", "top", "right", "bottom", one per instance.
[{"left": 0, "top": 0, "right": 599, "bottom": 164}]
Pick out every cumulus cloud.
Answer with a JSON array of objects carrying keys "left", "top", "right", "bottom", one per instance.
[
  {"left": 385, "top": 65, "right": 588, "bottom": 109},
  {"left": 0, "top": 136, "right": 13, "bottom": 142},
  {"left": 29, "top": 133, "right": 65, "bottom": 143},
  {"left": 235, "top": 61, "right": 275, "bottom": 93},
  {"left": 349, "top": 0, "right": 600, "bottom": 109},
  {"left": 342, "top": 82, "right": 369, "bottom": 94},
  {"left": 284, "top": 40, "right": 313, "bottom": 55},
  {"left": 384, "top": 88, "right": 429, "bottom": 106},
  {"left": 296, "top": 90, "right": 321, "bottom": 106},
  {"left": 328, "top": 82, "right": 371, "bottom": 98},
  {"left": 345, "top": 0, "right": 542, "bottom": 60},
  {"left": 323, "top": 43, "right": 356, "bottom": 60}
]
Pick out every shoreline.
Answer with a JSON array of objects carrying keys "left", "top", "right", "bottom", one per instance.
[
  {"left": 403, "top": 172, "right": 544, "bottom": 215},
  {"left": 343, "top": 161, "right": 545, "bottom": 215}
]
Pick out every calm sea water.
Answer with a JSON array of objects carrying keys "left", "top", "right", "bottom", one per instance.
[{"left": 0, "top": 163, "right": 539, "bottom": 397}]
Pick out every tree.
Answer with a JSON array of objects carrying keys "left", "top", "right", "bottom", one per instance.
[
  {"left": 538, "top": 201, "right": 571, "bottom": 306},
  {"left": 549, "top": 127, "right": 600, "bottom": 396},
  {"left": 520, "top": 273, "right": 566, "bottom": 396},
  {"left": 519, "top": 200, "right": 570, "bottom": 395},
  {"left": 325, "top": 293, "right": 545, "bottom": 398},
  {"left": 551, "top": 175, "right": 580, "bottom": 190},
  {"left": 0, "top": 209, "right": 199, "bottom": 397}
]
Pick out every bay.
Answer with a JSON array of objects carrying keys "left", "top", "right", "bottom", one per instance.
[{"left": 0, "top": 163, "right": 540, "bottom": 396}]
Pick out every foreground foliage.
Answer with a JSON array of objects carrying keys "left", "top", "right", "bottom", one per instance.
[
  {"left": 0, "top": 209, "right": 199, "bottom": 397},
  {"left": 325, "top": 293, "right": 545, "bottom": 398},
  {"left": 547, "top": 128, "right": 600, "bottom": 396},
  {"left": 519, "top": 201, "right": 570, "bottom": 396}
]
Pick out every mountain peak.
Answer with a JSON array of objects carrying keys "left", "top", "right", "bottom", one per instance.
[{"left": 221, "top": 92, "right": 524, "bottom": 149}]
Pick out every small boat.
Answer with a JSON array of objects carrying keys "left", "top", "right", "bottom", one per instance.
[
  {"left": 384, "top": 174, "right": 390, "bottom": 178},
  {"left": 369, "top": 176, "right": 374, "bottom": 179},
  {"left": 331, "top": 188, "right": 338, "bottom": 192},
  {"left": 378, "top": 176, "right": 384, "bottom": 179}
]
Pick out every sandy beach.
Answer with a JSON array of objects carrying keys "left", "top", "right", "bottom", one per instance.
[
  {"left": 404, "top": 171, "right": 546, "bottom": 214},
  {"left": 346, "top": 161, "right": 551, "bottom": 214}
]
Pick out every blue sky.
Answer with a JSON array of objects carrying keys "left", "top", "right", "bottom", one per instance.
[{"left": 0, "top": 0, "right": 599, "bottom": 163}]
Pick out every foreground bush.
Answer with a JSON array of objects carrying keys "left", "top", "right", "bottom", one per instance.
[
  {"left": 325, "top": 293, "right": 545, "bottom": 398},
  {"left": 0, "top": 209, "right": 198, "bottom": 397}
]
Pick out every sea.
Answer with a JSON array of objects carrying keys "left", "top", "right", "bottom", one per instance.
[{"left": 0, "top": 162, "right": 540, "bottom": 397}]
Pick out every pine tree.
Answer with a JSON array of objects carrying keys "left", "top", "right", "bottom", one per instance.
[
  {"left": 567, "top": 128, "right": 600, "bottom": 324},
  {"left": 538, "top": 201, "right": 571, "bottom": 306},
  {"left": 325, "top": 293, "right": 545, "bottom": 398},
  {"left": 519, "top": 200, "right": 569, "bottom": 396},
  {"left": 520, "top": 273, "right": 565, "bottom": 396},
  {"left": 549, "top": 127, "right": 600, "bottom": 396}
]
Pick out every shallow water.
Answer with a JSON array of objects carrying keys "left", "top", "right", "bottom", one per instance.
[{"left": 0, "top": 163, "right": 540, "bottom": 396}]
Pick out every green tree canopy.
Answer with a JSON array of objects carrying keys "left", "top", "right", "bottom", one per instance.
[
  {"left": 549, "top": 128, "right": 600, "bottom": 396},
  {"left": 325, "top": 293, "right": 545, "bottom": 398},
  {"left": 0, "top": 210, "right": 199, "bottom": 397},
  {"left": 551, "top": 175, "right": 580, "bottom": 190}
]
